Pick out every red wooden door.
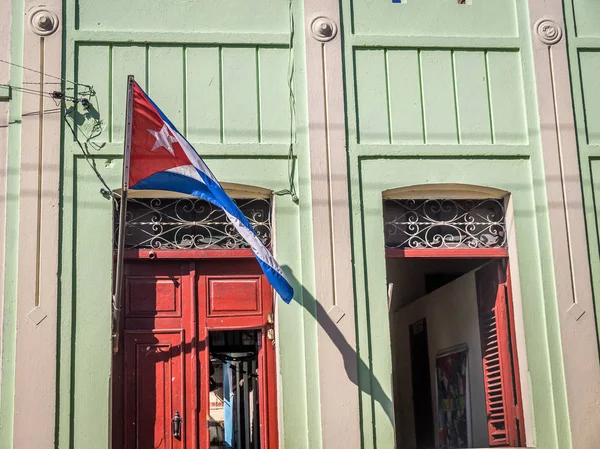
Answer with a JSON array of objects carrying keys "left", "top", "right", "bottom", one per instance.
[
  {"left": 475, "top": 260, "right": 525, "bottom": 447},
  {"left": 196, "top": 258, "right": 278, "bottom": 449},
  {"left": 116, "top": 260, "right": 198, "bottom": 449},
  {"left": 113, "top": 254, "right": 278, "bottom": 449}
]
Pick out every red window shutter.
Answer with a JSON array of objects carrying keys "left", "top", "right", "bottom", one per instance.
[{"left": 476, "top": 261, "right": 525, "bottom": 447}]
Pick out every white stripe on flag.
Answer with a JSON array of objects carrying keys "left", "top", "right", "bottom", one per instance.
[
  {"left": 170, "top": 126, "right": 219, "bottom": 184},
  {"left": 225, "top": 212, "right": 288, "bottom": 280},
  {"left": 164, "top": 165, "right": 205, "bottom": 182}
]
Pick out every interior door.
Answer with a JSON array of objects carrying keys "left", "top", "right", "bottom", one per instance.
[
  {"left": 409, "top": 319, "right": 434, "bottom": 449},
  {"left": 115, "top": 260, "right": 198, "bottom": 449},
  {"left": 475, "top": 260, "right": 525, "bottom": 447}
]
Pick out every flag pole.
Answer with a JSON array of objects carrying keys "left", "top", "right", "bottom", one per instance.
[{"left": 112, "top": 75, "right": 135, "bottom": 354}]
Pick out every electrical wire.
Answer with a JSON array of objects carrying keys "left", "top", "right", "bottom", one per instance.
[
  {"left": 63, "top": 106, "right": 116, "bottom": 197},
  {"left": 274, "top": 0, "right": 299, "bottom": 203},
  {"left": 5, "top": 84, "right": 53, "bottom": 97},
  {"left": 0, "top": 57, "right": 94, "bottom": 90},
  {"left": 3, "top": 83, "right": 85, "bottom": 105}
]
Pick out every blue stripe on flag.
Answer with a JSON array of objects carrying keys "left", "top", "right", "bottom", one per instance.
[
  {"left": 195, "top": 171, "right": 294, "bottom": 304},
  {"left": 131, "top": 169, "right": 294, "bottom": 303},
  {"left": 256, "top": 258, "right": 294, "bottom": 304},
  {"left": 131, "top": 170, "right": 216, "bottom": 203}
]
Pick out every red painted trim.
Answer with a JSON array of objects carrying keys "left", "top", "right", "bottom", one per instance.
[
  {"left": 205, "top": 319, "right": 265, "bottom": 330},
  {"left": 262, "top": 275, "right": 279, "bottom": 449},
  {"left": 122, "top": 248, "right": 255, "bottom": 260},
  {"left": 385, "top": 247, "right": 509, "bottom": 259},
  {"left": 188, "top": 261, "right": 199, "bottom": 449},
  {"left": 505, "top": 262, "right": 527, "bottom": 446}
]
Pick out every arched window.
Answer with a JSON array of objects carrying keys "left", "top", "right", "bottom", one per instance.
[
  {"left": 383, "top": 198, "right": 506, "bottom": 249},
  {"left": 113, "top": 183, "right": 273, "bottom": 250}
]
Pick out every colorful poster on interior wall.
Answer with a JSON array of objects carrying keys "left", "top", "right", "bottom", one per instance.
[{"left": 436, "top": 345, "right": 470, "bottom": 448}]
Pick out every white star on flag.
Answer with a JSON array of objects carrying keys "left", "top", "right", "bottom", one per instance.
[{"left": 148, "top": 123, "right": 177, "bottom": 155}]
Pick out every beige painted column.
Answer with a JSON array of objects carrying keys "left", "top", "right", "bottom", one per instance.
[
  {"left": 527, "top": 1, "right": 600, "bottom": 448},
  {"left": 12, "top": 0, "right": 62, "bottom": 447},
  {"left": 0, "top": 0, "right": 12, "bottom": 403},
  {"left": 303, "top": 2, "right": 361, "bottom": 448}
]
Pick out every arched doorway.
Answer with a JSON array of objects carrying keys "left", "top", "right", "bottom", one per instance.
[
  {"left": 111, "top": 191, "right": 279, "bottom": 449},
  {"left": 383, "top": 186, "right": 528, "bottom": 449}
]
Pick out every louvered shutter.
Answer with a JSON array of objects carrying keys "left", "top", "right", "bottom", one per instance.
[{"left": 476, "top": 261, "right": 525, "bottom": 447}]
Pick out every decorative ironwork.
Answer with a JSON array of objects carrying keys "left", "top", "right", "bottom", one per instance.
[
  {"left": 115, "top": 197, "right": 272, "bottom": 250},
  {"left": 383, "top": 198, "right": 507, "bottom": 249}
]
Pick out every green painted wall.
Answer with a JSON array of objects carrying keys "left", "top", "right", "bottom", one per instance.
[
  {"left": 0, "top": 0, "right": 23, "bottom": 446},
  {"left": 0, "top": 0, "right": 580, "bottom": 448},
  {"left": 563, "top": 0, "right": 600, "bottom": 340},
  {"left": 57, "top": 1, "right": 323, "bottom": 448},
  {"left": 340, "top": 0, "right": 571, "bottom": 447}
]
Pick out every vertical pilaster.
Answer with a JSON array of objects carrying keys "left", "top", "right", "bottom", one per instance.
[
  {"left": 526, "top": 1, "right": 600, "bottom": 447},
  {"left": 303, "top": 2, "right": 361, "bottom": 447},
  {"left": 0, "top": 0, "right": 12, "bottom": 404},
  {"left": 12, "top": 1, "right": 62, "bottom": 447}
]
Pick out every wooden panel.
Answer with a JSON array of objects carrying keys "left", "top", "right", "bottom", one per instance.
[
  {"left": 207, "top": 277, "right": 261, "bottom": 316},
  {"left": 75, "top": 44, "right": 110, "bottom": 142},
  {"left": 259, "top": 48, "right": 291, "bottom": 143},
  {"left": 222, "top": 47, "right": 259, "bottom": 143},
  {"left": 126, "top": 276, "right": 182, "bottom": 317},
  {"left": 573, "top": 0, "right": 600, "bottom": 37},
  {"left": 421, "top": 51, "right": 458, "bottom": 144},
  {"left": 386, "top": 247, "right": 509, "bottom": 259},
  {"left": 124, "top": 331, "right": 184, "bottom": 449},
  {"left": 124, "top": 248, "right": 256, "bottom": 260},
  {"left": 454, "top": 51, "right": 492, "bottom": 144},
  {"left": 112, "top": 45, "right": 147, "bottom": 143},
  {"left": 353, "top": 49, "right": 529, "bottom": 147},
  {"left": 355, "top": 49, "right": 389, "bottom": 144},
  {"left": 76, "top": 44, "right": 289, "bottom": 146},
  {"left": 186, "top": 47, "right": 221, "bottom": 143},
  {"left": 148, "top": 46, "right": 185, "bottom": 132},
  {"left": 579, "top": 51, "right": 600, "bottom": 145},
  {"left": 476, "top": 261, "right": 523, "bottom": 447},
  {"left": 351, "top": 0, "right": 517, "bottom": 38},
  {"left": 76, "top": 0, "right": 288, "bottom": 33},
  {"left": 487, "top": 51, "right": 528, "bottom": 144},
  {"left": 387, "top": 50, "right": 424, "bottom": 144}
]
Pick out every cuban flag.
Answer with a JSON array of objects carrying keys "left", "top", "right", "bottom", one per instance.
[{"left": 126, "top": 80, "right": 294, "bottom": 303}]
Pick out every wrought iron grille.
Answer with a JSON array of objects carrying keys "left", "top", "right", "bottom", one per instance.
[
  {"left": 115, "top": 197, "right": 272, "bottom": 250},
  {"left": 383, "top": 198, "right": 507, "bottom": 249}
]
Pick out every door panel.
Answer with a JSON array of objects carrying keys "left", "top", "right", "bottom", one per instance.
[
  {"left": 207, "top": 276, "right": 262, "bottom": 317},
  {"left": 115, "top": 256, "right": 278, "bottom": 449},
  {"left": 124, "top": 330, "right": 185, "bottom": 449},
  {"left": 198, "top": 259, "right": 270, "bottom": 329},
  {"left": 475, "top": 260, "right": 524, "bottom": 447},
  {"left": 126, "top": 275, "right": 183, "bottom": 318},
  {"left": 197, "top": 258, "right": 277, "bottom": 449},
  {"left": 117, "top": 261, "right": 197, "bottom": 449}
]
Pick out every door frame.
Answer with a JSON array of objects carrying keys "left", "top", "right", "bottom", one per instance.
[
  {"left": 386, "top": 245, "right": 528, "bottom": 447},
  {"left": 111, "top": 248, "right": 279, "bottom": 449}
]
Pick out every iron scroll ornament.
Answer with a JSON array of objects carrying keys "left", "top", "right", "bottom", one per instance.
[
  {"left": 383, "top": 198, "right": 507, "bottom": 249},
  {"left": 115, "top": 197, "right": 272, "bottom": 250}
]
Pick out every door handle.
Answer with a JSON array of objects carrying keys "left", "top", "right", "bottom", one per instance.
[{"left": 172, "top": 411, "right": 182, "bottom": 439}]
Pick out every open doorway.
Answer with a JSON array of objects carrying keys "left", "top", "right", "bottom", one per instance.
[
  {"left": 111, "top": 196, "right": 279, "bottom": 449},
  {"left": 384, "top": 197, "right": 526, "bottom": 449},
  {"left": 208, "top": 330, "right": 262, "bottom": 449}
]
